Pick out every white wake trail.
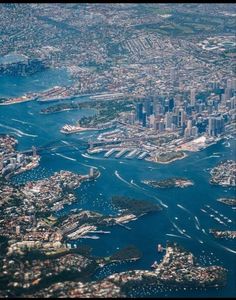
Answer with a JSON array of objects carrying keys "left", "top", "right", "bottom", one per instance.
[
  {"left": 55, "top": 153, "right": 76, "bottom": 161},
  {"left": 0, "top": 123, "right": 37, "bottom": 137}
]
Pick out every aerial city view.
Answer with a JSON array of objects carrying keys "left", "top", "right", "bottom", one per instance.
[{"left": 0, "top": 3, "right": 236, "bottom": 298}]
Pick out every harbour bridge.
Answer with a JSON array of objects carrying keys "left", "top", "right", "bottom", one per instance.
[{"left": 19, "top": 138, "right": 122, "bottom": 155}]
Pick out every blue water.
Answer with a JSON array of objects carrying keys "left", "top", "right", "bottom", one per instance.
[{"left": 0, "top": 69, "right": 235, "bottom": 297}]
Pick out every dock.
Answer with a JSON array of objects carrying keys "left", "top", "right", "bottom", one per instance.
[
  {"left": 137, "top": 151, "right": 148, "bottom": 160},
  {"left": 115, "top": 148, "right": 130, "bottom": 158},
  {"left": 104, "top": 148, "right": 118, "bottom": 158},
  {"left": 125, "top": 149, "right": 140, "bottom": 159}
]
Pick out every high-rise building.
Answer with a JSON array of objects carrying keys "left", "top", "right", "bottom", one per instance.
[
  {"left": 208, "top": 115, "right": 225, "bottom": 136},
  {"left": 159, "top": 120, "right": 165, "bottom": 132},
  {"left": 144, "top": 99, "right": 152, "bottom": 116},
  {"left": 149, "top": 114, "right": 156, "bottom": 129},
  {"left": 128, "top": 111, "right": 136, "bottom": 125},
  {"left": 170, "top": 67, "right": 178, "bottom": 82},
  {"left": 165, "top": 112, "right": 172, "bottom": 129},
  {"left": 142, "top": 112, "right": 147, "bottom": 127},
  {"left": 136, "top": 103, "right": 143, "bottom": 121},
  {"left": 187, "top": 119, "right": 192, "bottom": 130},
  {"left": 178, "top": 108, "right": 185, "bottom": 128},
  {"left": 169, "top": 98, "right": 174, "bottom": 111},
  {"left": 190, "top": 89, "right": 196, "bottom": 107}
]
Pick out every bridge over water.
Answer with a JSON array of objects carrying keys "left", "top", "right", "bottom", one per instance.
[{"left": 19, "top": 138, "right": 122, "bottom": 155}]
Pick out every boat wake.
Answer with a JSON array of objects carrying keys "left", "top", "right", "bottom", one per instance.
[
  {"left": 166, "top": 233, "right": 187, "bottom": 239},
  {"left": 55, "top": 152, "right": 76, "bottom": 161},
  {"left": 130, "top": 179, "right": 143, "bottom": 189},
  {"left": 177, "top": 204, "right": 191, "bottom": 215},
  {"left": 99, "top": 165, "right": 106, "bottom": 170},
  {"left": 171, "top": 221, "right": 191, "bottom": 239},
  {"left": 194, "top": 216, "right": 201, "bottom": 228},
  {"left": 61, "top": 140, "right": 79, "bottom": 150},
  {"left": 12, "top": 118, "right": 33, "bottom": 126},
  {"left": 81, "top": 153, "right": 105, "bottom": 160},
  {"left": 216, "top": 242, "right": 236, "bottom": 254},
  {"left": 0, "top": 123, "right": 38, "bottom": 137},
  {"left": 153, "top": 196, "right": 168, "bottom": 209},
  {"left": 114, "top": 170, "right": 133, "bottom": 187},
  {"left": 10, "top": 131, "right": 22, "bottom": 137}
]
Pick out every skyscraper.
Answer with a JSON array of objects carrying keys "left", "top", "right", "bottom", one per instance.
[
  {"left": 178, "top": 108, "right": 185, "bottom": 128},
  {"left": 208, "top": 115, "right": 225, "bottom": 136},
  {"left": 190, "top": 89, "right": 196, "bottom": 107},
  {"left": 142, "top": 112, "right": 147, "bottom": 127},
  {"left": 136, "top": 103, "right": 143, "bottom": 121},
  {"left": 144, "top": 99, "right": 152, "bottom": 116}
]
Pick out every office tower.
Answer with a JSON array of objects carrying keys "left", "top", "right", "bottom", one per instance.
[
  {"left": 159, "top": 120, "right": 165, "bottom": 132},
  {"left": 142, "top": 112, "right": 147, "bottom": 127},
  {"left": 165, "top": 111, "right": 172, "bottom": 129},
  {"left": 164, "top": 99, "right": 169, "bottom": 113},
  {"left": 129, "top": 111, "right": 136, "bottom": 125},
  {"left": 224, "top": 87, "right": 233, "bottom": 101},
  {"left": 226, "top": 79, "right": 232, "bottom": 89},
  {"left": 153, "top": 102, "right": 163, "bottom": 116},
  {"left": 149, "top": 114, "right": 156, "bottom": 129},
  {"left": 231, "top": 96, "right": 236, "bottom": 109},
  {"left": 208, "top": 117, "right": 215, "bottom": 136},
  {"left": 136, "top": 103, "right": 143, "bottom": 121},
  {"left": 144, "top": 99, "right": 152, "bottom": 116},
  {"left": 170, "top": 67, "right": 178, "bottom": 82},
  {"left": 208, "top": 115, "right": 224, "bottom": 136},
  {"left": 187, "top": 120, "right": 192, "bottom": 130},
  {"left": 208, "top": 100, "right": 213, "bottom": 114},
  {"left": 169, "top": 98, "right": 174, "bottom": 111},
  {"left": 178, "top": 108, "right": 185, "bottom": 128},
  {"left": 190, "top": 89, "right": 196, "bottom": 106},
  {"left": 232, "top": 78, "right": 236, "bottom": 90},
  {"left": 184, "top": 127, "right": 191, "bottom": 139},
  {"left": 191, "top": 126, "right": 198, "bottom": 137}
]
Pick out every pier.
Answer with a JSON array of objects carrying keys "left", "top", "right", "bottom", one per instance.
[
  {"left": 115, "top": 148, "right": 130, "bottom": 158},
  {"left": 125, "top": 149, "right": 140, "bottom": 159},
  {"left": 104, "top": 148, "right": 118, "bottom": 158}
]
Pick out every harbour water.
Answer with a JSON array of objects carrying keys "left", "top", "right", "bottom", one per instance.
[{"left": 0, "top": 70, "right": 235, "bottom": 297}]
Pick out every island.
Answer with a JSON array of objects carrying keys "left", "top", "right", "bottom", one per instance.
[
  {"left": 210, "top": 160, "right": 236, "bottom": 187},
  {"left": 217, "top": 198, "right": 236, "bottom": 207},
  {"left": 142, "top": 177, "right": 194, "bottom": 188},
  {"left": 209, "top": 229, "right": 236, "bottom": 240},
  {"left": 111, "top": 195, "right": 162, "bottom": 217},
  {"left": 147, "top": 151, "right": 187, "bottom": 164}
]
